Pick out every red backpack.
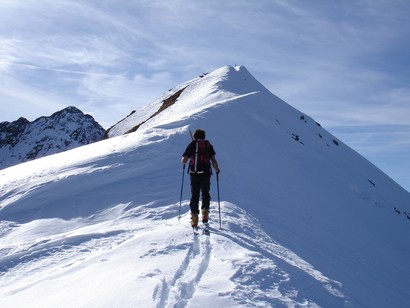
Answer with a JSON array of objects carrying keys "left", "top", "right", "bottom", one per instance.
[{"left": 189, "top": 139, "right": 211, "bottom": 174}]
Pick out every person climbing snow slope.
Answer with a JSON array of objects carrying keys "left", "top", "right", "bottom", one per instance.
[{"left": 181, "top": 129, "right": 220, "bottom": 228}]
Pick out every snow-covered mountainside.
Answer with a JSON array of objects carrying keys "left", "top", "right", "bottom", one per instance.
[
  {"left": 0, "top": 106, "right": 105, "bottom": 169},
  {"left": 1, "top": 66, "right": 409, "bottom": 307}
]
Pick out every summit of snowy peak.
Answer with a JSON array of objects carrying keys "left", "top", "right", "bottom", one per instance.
[
  {"left": 211, "top": 65, "right": 268, "bottom": 93},
  {"left": 105, "top": 65, "right": 274, "bottom": 138}
]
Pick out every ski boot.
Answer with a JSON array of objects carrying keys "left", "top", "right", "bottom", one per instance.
[
  {"left": 191, "top": 213, "right": 199, "bottom": 228},
  {"left": 202, "top": 208, "right": 209, "bottom": 224}
]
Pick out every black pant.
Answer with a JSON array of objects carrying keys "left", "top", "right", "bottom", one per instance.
[{"left": 190, "top": 174, "right": 211, "bottom": 214}]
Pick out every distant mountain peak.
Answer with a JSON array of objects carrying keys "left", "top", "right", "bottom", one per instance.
[{"left": 0, "top": 107, "right": 105, "bottom": 169}]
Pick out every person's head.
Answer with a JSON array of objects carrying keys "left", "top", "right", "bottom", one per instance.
[{"left": 193, "top": 129, "right": 206, "bottom": 140}]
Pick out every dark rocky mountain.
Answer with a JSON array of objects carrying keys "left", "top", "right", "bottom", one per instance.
[{"left": 0, "top": 106, "right": 105, "bottom": 169}]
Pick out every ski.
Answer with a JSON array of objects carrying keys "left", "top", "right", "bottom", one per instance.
[
  {"left": 192, "top": 224, "right": 210, "bottom": 236},
  {"left": 202, "top": 223, "right": 210, "bottom": 235},
  {"left": 193, "top": 226, "right": 200, "bottom": 236}
]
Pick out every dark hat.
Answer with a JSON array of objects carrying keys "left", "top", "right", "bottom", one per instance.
[{"left": 193, "top": 129, "right": 206, "bottom": 140}]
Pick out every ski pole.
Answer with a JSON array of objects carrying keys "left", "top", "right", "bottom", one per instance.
[
  {"left": 178, "top": 164, "right": 186, "bottom": 220},
  {"left": 217, "top": 172, "right": 221, "bottom": 229}
]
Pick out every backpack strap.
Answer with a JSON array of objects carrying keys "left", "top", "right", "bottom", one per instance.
[{"left": 194, "top": 140, "right": 199, "bottom": 173}]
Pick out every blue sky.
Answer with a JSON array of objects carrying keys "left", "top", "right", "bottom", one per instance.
[{"left": 1, "top": 0, "right": 409, "bottom": 192}]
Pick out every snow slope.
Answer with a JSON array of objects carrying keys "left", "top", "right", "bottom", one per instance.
[{"left": 1, "top": 66, "right": 409, "bottom": 307}]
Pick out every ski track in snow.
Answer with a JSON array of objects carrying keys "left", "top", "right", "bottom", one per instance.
[{"left": 154, "top": 232, "right": 211, "bottom": 308}]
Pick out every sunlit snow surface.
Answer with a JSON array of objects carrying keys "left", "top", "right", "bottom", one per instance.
[{"left": 1, "top": 66, "right": 409, "bottom": 307}]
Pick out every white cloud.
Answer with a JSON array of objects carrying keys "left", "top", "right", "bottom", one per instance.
[{"left": 0, "top": 77, "right": 73, "bottom": 121}]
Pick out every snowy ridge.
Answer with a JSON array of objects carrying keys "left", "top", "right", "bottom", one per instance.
[
  {"left": 1, "top": 65, "right": 409, "bottom": 307},
  {"left": 106, "top": 66, "right": 265, "bottom": 138}
]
